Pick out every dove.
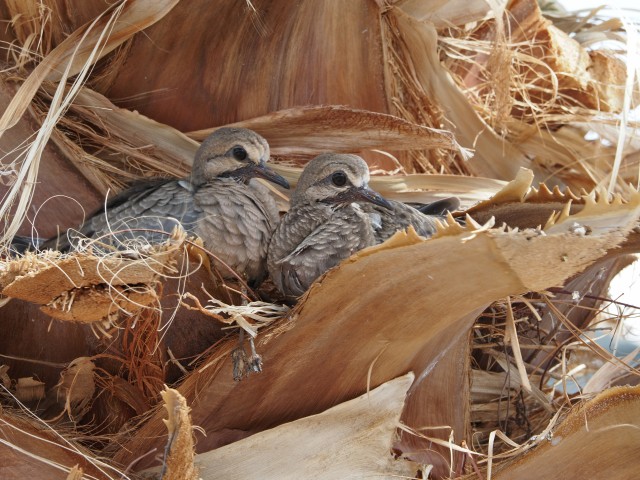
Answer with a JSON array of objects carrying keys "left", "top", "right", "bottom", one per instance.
[
  {"left": 41, "top": 127, "right": 289, "bottom": 286},
  {"left": 268, "top": 153, "right": 454, "bottom": 298}
]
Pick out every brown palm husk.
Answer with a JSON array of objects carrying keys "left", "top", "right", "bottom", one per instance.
[{"left": 1, "top": 1, "right": 640, "bottom": 479}]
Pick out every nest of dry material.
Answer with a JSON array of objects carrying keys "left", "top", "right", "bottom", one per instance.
[{"left": 1, "top": 1, "right": 640, "bottom": 479}]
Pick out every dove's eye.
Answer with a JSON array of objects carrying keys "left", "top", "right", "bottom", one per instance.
[
  {"left": 331, "top": 171, "right": 347, "bottom": 187},
  {"left": 232, "top": 146, "right": 248, "bottom": 161}
]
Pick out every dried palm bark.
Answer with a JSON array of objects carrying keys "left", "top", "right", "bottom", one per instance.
[
  {"left": 0, "top": 231, "right": 184, "bottom": 322},
  {"left": 108, "top": 176, "right": 639, "bottom": 466},
  {"left": 0, "top": 0, "right": 639, "bottom": 479},
  {"left": 0, "top": 409, "right": 120, "bottom": 480},
  {"left": 490, "top": 385, "right": 640, "bottom": 480}
]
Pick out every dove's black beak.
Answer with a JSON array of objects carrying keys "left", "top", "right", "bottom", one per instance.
[
  {"left": 328, "top": 185, "right": 393, "bottom": 209},
  {"left": 354, "top": 185, "right": 393, "bottom": 209},
  {"left": 254, "top": 162, "right": 290, "bottom": 189},
  {"left": 227, "top": 162, "right": 290, "bottom": 189}
]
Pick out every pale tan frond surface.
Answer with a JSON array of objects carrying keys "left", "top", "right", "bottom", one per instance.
[
  {"left": 1, "top": 1, "right": 640, "bottom": 479},
  {"left": 185, "top": 374, "right": 416, "bottom": 480}
]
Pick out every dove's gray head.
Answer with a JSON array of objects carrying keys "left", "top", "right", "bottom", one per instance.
[
  {"left": 292, "top": 153, "right": 392, "bottom": 209},
  {"left": 191, "top": 127, "right": 289, "bottom": 189}
]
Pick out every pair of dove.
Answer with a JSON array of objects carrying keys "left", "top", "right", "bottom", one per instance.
[{"left": 38, "top": 128, "right": 456, "bottom": 297}]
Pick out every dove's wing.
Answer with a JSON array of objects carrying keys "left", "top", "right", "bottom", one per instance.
[{"left": 45, "top": 179, "right": 198, "bottom": 251}]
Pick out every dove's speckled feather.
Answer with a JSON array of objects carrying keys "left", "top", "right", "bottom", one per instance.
[{"left": 43, "top": 128, "right": 287, "bottom": 285}]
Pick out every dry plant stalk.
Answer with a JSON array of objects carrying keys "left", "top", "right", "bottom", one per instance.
[
  {"left": 0, "top": 0, "right": 181, "bottom": 246},
  {"left": 488, "top": 385, "right": 640, "bottom": 479},
  {"left": 118, "top": 305, "right": 166, "bottom": 403},
  {"left": 158, "top": 387, "right": 198, "bottom": 480},
  {"left": 0, "top": 404, "right": 126, "bottom": 479},
  {"left": 440, "top": 0, "right": 638, "bottom": 189}
]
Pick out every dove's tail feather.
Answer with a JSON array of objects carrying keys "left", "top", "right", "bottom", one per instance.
[
  {"left": 9, "top": 235, "right": 43, "bottom": 254},
  {"left": 413, "top": 197, "right": 460, "bottom": 216}
]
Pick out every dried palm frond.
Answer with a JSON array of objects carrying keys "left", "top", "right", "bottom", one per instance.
[{"left": 0, "top": 1, "right": 639, "bottom": 479}]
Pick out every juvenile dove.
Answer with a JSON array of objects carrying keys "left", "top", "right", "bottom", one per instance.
[
  {"left": 267, "top": 153, "right": 454, "bottom": 298},
  {"left": 42, "top": 127, "right": 289, "bottom": 286}
]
